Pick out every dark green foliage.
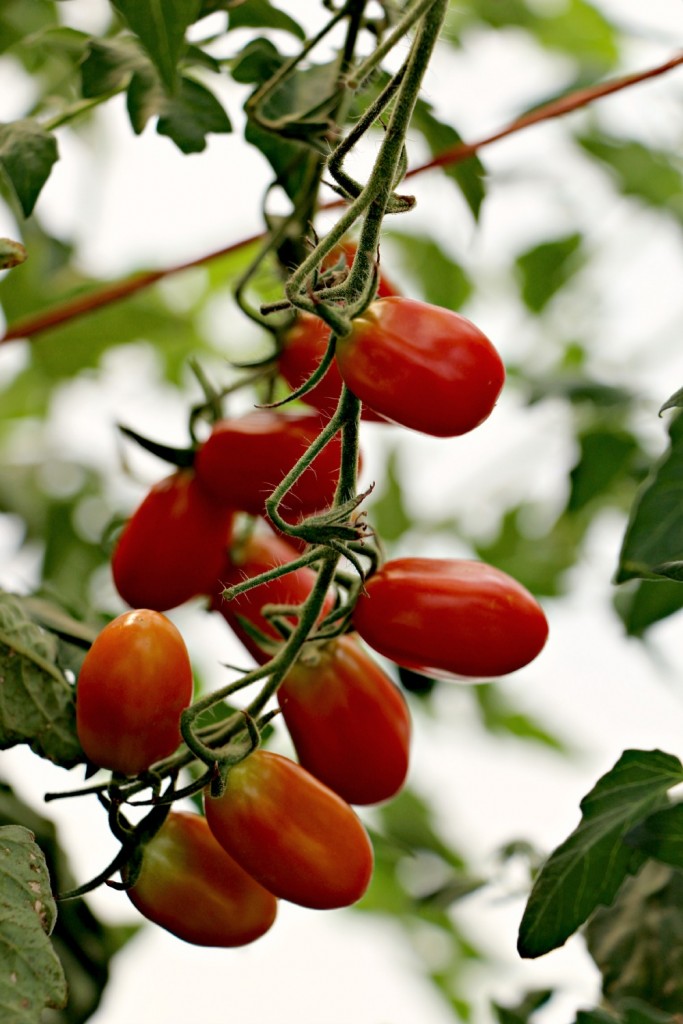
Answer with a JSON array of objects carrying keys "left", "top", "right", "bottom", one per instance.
[{"left": 515, "top": 233, "right": 584, "bottom": 313}]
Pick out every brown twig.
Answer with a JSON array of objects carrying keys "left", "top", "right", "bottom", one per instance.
[{"left": 2, "top": 51, "right": 682, "bottom": 346}]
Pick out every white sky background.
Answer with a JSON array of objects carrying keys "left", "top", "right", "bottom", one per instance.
[{"left": 3, "top": 2, "right": 683, "bottom": 1023}]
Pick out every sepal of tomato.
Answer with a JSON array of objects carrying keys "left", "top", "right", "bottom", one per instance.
[
  {"left": 76, "top": 609, "right": 193, "bottom": 774},
  {"left": 335, "top": 297, "right": 505, "bottom": 437},
  {"left": 112, "top": 470, "right": 234, "bottom": 611},
  {"left": 278, "top": 633, "right": 410, "bottom": 805},
  {"left": 126, "top": 811, "right": 277, "bottom": 947},
  {"left": 212, "top": 527, "right": 335, "bottom": 664},
  {"left": 194, "top": 411, "right": 349, "bottom": 521},
  {"left": 205, "top": 750, "right": 374, "bottom": 910},
  {"left": 352, "top": 558, "right": 549, "bottom": 680}
]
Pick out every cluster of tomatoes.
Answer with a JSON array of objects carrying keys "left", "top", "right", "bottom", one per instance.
[{"left": 74, "top": 248, "right": 549, "bottom": 947}]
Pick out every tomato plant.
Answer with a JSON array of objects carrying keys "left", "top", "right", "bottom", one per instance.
[
  {"left": 112, "top": 470, "right": 234, "bottom": 612},
  {"left": 353, "top": 558, "right": 549, "bottom": 680},
  {"left": 76, "top": 609, "right": 193, "bottom": 774},
  {"left": 212, "top": 526, "right": 335, "bottom": 663},
  {"left": 204, "top": 750, "right": 374, "bottom": 909},
  {"left": 335, "top": 297, "right": 506, "bottom": 436},
  {"left": 194, "top": 411, "right": 348, "bottom": 521},
  {"left": 278, "top": 633, "right": 411, "bottom": 805},
  {"left": 126, "top": 811, "right": 277, "bottom": 947}
]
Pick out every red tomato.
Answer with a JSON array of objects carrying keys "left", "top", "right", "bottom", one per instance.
[
  {"left": 279, "top": 313, "right": 387, "bottom": 421},
  {"left": 335, "top": 297, "right": 505, "bottom": 437},
  {"left": 278, "top": 633, "right": 410, "bottom": 805},
  {"left": 194, "top": 411, "right": 347, "bottom": 521},
  {"left": 212, "top": 527, "right": 335, "bottom": 664},
  {"left": 112, "top": 470, "right": 234, "bottom": 612},
  {"left": 205, "top": 750, "right": 374, "bottom": 909},
  {"left": 76, "top": 609, "right": 193, "bottom": 774},
  {"left": 353, "top": 558, "right": 549, "bottom": 680},
  {"left": 126, "top": 811, "right": 277, "bottom": 947}
]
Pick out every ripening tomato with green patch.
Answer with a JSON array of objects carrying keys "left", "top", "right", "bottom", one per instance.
[
  {"left": 112, "top": 470, "right": 234, "bottom": 612},
  {"left": 278, "top": 633, "right": 411, "bottom": 805},
  {"left": 353, "top": 558, "right": 548, "bottom": 680},
  {"left": 212, "top": 526, "right": 335, "bottom": 664},
  {"left": 335, "top": 297, "right": 505, "bottom": 437},
  {"left": 125, "top": 812, "right": 277, "bottom": 947},
  {"left": 205, "top": 750, "right": 373, "bottom": 910},
  {"left": 76, "top": 609, "right": 193, "bottom": 774},
  {"left": 194, "top": 411, "right": 349, "bottom": 522}
]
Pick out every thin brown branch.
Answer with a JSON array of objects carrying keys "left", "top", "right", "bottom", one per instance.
[{"left": 2, "top": 51, "right": 682, "bottom": 346}]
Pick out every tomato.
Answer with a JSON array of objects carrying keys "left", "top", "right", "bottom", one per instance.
[
  {"left": 335, "top": 297, "right": 505, "bottom": 437},
  {"left": 112, "top": 470, "right": 234, "bottom": 612},
  {"left": 279, "top": 313, "right": 387, "bottom": 421},
  {"left": 212, "top": 526, "right": 335, "bottom": 664},
  {"left": 126, "top": 811, "right": 277, "bottom": 947},
  {"left": 76, "top": 609, "right": 193, "bottom": 774},
  {"left": 194, "top": 411, "right": 347, "bottom": 521},
  {"left": 205, "top": 750, "right": 373, "bottom": 909},
  {"left": 278, "top": 633, "right": 410, "bottom": 805},
  {"left": 353, "top": 558, "right": 549, "bottom": 680}
]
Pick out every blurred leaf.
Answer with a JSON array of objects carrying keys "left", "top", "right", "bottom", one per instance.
[
  {"left": 126, "top": 64, "right": 161, "bottom": 134},
  {"left": 0, "top": 782, "right": 136, "bottom": 1024},
  {"left": 474, "top": 506, "right": 581, "bottom": 596},
  {"left": 231, "top": 37, "right": 283, "bottom": 85},
  {"left": 616, "top": 411, "right": 683, "bottom": 583},
  {"left": 369, "top": 447, "right": 412, "bottom": 543},
  {"left": 0, "top": 591, "right": 84, "bottom": 767},
  {"left": 386, "top": 232, "right": 472, "bottom": 311},
  {"left": 244, "top": 118, "right": 308, "bottom": 203},
  {"left": 524, "top": 374, "right": 635, "bottom": 409},
  {"left": 614, "top": 579, "right": 683, "bottom": 638},
  {"left": 659, "top": 387, "right": 683, "bottom": 415},
  {"left": 228, "top": 0, "right": 305, "bottom": 40},
  {"left": 157, "top": 75, "right": 232, "bottom": 153},
  {"left": 577, "top": 133, "right": 683, "bottom": 222},
  {"left": 473, "top": 684, "right": 567, "bottom": 752},
  {"left": 492, "top": 989, "right": 554, "bottom": 1024},
  {"left": 257, "top": 59, "right": 340, "bottom": 143},
  {"left": 111, "top": 0, "right": 201, "bottom": 92},
  {"left": 376, "top": 788, "right": 466, "bottom": 871},
  {"left": 627, "top": 803, "right": 683, "bottom": 869},
  {"left": 515, "top": 233, "right": 583, "bottom": 313},
  {"left": 0, "top": 119, "right": 59, "bottom": 217},
  {"left": 585, "top": 861, "right": 683, "bottom": 1016},
  {"left": 568, "top": 427, "right": 640, "bottom": 513},
  {"left": 412, "top": 98, "right": 486, "bottom": 220},
  {"left": 80, "top": 37, "right": 147, "bottom": 97},
  {"left": 518, "top": 749, "right": 683, "bottom": 959},
  {"left": 0, "top": 824, "right": 67, "bottom": 1021}
]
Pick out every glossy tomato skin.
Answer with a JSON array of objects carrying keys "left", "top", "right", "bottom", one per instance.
[
  {"left": 278, "top": 633, "right": 410, "bottom": 805},
  {"left": 126, "top": 811, "right": 277, "bottom": 947},
  {"left": 112, "top": 470, "right": 234, "bottom": 612},
  {"left": 212, "top": 527, "right": 335, "bottom": 665},
  {"left": 76, "top": 609, "right": 193, "bottom": 774},
  {"left": 194, "top": 411, "right": 346, "bottom": 521},
  {"left": 335, "top": 297, "right": 505, "bottom": 437},
  {"left": 279, "top": 314, "right": 386, "bottom": 422},
  {"left": 205, "top": 750, "right": 374, "bottom": 909},
  {"left": 353, "top": 559, "right": 549, "bottom": 680}
]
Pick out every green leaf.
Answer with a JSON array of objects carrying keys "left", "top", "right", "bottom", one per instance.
[
  {"left": 369, "top": 447, "right": 412, "bottom": 542},
  {"left": 411, "top": 99, "right": 486, "bottom": 220},
  {"left": 0, "top": 825, "right": 67, "bottom": 1021},
  {"left": 568, "top": 427, "right": 640, "bottom": 513},
  {"left": 157, "top": 76, "right": 232, "bottom": 153},
  {"left": 577, "top": 133, "right": 683, "bottom": 223},
  {"left": 659, "top": 387, "right": 683, "bottom": 415},
  {"left": 474, "top": 684, "right": 567, "bottom": 752},
  {"left": 515, "top": 233, "right": 583, "bottom": 313},
  {"left": 614, "top": 579, "right": 683, "bottom": 638},
  {"left": 627, "top": 803, "right": 683, "bottom": 869},
  {"left": 616, "top": 411, "right": 683, "bottom": 582},
  {"left": 111, "top": 0, "right": 201, "bottom": 91},
  {"left": 231, "top": 37, "right": 284, "bottom": 85},
  {"left": 518, "top": 749, "right": 683, "bottom": 959},
  {"left": 80, "top": 37, "right": 148, "bottom": 97},
  {"left": 0, "top": 592, "right": 84, "bottom": 768},
  {"left": 492, "top": 989, "right": 554, "bottom": 1024},
  {"left": 0, "top": 120, "right": 58, "bottom": 217},
  {"left": 585, "top": 862, "right": 683, "bottom": 1016},
  {"left": 386, "top": 232, "right": 472, "bottom": 311},
  {"left": 228, "top": 0, "right": 305, "bottom": 40},
  {"left": 376, "top": 789, "right": 466, "bottom": 872}
]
